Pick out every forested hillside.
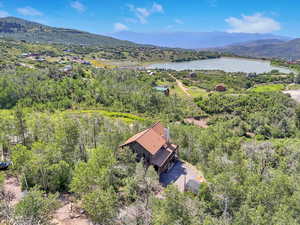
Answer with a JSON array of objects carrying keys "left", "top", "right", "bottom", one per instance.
[
  {"left": 1, "top": 38, "right": 300, "bottom": 225},
  {"left": 0, "top": 17, "right": 136, "bottom": 47}
]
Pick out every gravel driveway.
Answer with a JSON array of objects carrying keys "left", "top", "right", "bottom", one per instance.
[{"left": 160, "top": 160, "right": 204, "bottom": 192}]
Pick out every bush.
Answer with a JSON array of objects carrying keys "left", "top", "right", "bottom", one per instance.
[
  {"left": 14, "top": 187, "right": 59, "bottom": 225},
  {"left": 82, "top": 188, "right": 117, "bottom": 224}
]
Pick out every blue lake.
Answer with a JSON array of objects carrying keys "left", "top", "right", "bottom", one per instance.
[{"left": 147, "top": 57, "right": 292, "bottom": 74}]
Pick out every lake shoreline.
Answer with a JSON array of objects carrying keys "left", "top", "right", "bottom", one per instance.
[{"left": 147, "top": 57, "right": 293, "bottom": 74}]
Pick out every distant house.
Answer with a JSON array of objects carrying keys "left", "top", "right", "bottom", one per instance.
[
  {"left": 120, "top": 122, "right": 179, "bottom": 174},
  {"left": 215, "top": 84, "right": 227, "bottom": 92},
  {"left": 82, "top": 60, "right": 91, "bottom": 65},
  {"left": 246, "top": 73, "right": 257, "bottom": 78},
  {"left": 20, "top": 53, "right": 30, "bottom": 57},
  {"left": 188, "top": 72, "right": 197, "bottom": 78},
  {"left": 154, "top": 86, "right": 170, "bottom": 96},
  {"left": 59, "top": 65, "right": 73, "bottom": 73},
  {"left": 288, "top": 59, "right": 300, "bottom": 65},
  {"left": 36, "top": 58, "right": 46, "bottom": 62},
  {"left": 147, "top": 70, "right": 155, "bottom": 76}
]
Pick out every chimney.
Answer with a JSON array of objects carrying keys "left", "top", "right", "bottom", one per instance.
[{"left": 164, "top": 127, "right": 170, "bottom": 143}]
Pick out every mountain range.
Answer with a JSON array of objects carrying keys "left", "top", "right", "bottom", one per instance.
[
  {"left": 110, "top": 31, "right": 291, "bottom": 49},
  {"left": 0, "top": 17, "right": 299, "bottom": 60},
  {"left": 0, "top": 17, "right": 136, "bottom": 47},
  {"left": 214, "top": 38, "right": 300, "bottom": 60},
  {"left": 111, "top": 31, "right": 300, "bottom": 60}
]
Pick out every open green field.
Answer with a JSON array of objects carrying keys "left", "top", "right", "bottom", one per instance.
[
  {"left": 250, "top": 84, "right": 285, "bottom": 92},
  {"left": 0, "top": 109, "right": 148, "bottom": 124},
  {"left": 156, "top": 80, "right": 208, "bottom": 98},
  {"left": 62, "top": 109, "right": 147, "bottom": 123},
  {"left": 188, "top": 86, "right": 209, "bottom": 98}
]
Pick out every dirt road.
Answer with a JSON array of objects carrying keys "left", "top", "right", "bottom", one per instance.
[{"left": 170, "top": 74, "right": 191, "bottom": 97}]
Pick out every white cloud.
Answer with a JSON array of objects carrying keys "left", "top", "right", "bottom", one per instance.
[
  {"left": 136, "top": 8, "right": 150, "bottom": 23},
  {"left": 127, "top": 2, "right": 164, "bottom": 24},
  {"left": 17, "top": 7, "right": 43, "bottom": 16},
  {"left": 0, "top": 10, "right": 9, "bottom": 17},
  {"left": 225, "top": 13, "right": 281, "bottom": 33},
  {"left": 114, "top": 22, "right": 128, "bottom": 32},
  {"left": 152, "top": 2, "right": 164, "bottom": 13},
  {"left": 175, "top": 19, "right": 184, "bottom": 25},
  {"left": 70, "top": 1, "right": 86, "bottom": 13}
]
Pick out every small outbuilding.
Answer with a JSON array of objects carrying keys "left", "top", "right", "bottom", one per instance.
[
  {"left": 188, "top": 72, "right": 197, "bottom": 78},
  {"left": 154, "top": 86, "right": 170, "bottom": 96},
  {"left": 215, "top": 84, "right": 227, "bottom": 92},
  {"left": 62, "top": 65, "right": 73, "bottom": 73},
  {"left": 246, "top": 73, "right": 257, "bottom": 78}
]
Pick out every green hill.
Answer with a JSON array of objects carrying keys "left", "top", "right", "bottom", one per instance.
[{"left": 0, "top": 17, "right": 137, "bottom": 47}]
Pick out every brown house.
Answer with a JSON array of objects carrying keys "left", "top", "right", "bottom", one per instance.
[
  {"left": 215, "top": 83, "right": 227, "bottom": 92},
  {"left": 120, "top": 122, "right": 178, "bottom": 174}
]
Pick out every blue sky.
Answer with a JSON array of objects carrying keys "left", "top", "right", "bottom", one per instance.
[{"left": 0, "top": 0, "right": 298, "bottom": 37}]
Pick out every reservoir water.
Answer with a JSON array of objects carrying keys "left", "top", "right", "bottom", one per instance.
[{"left": 147, "top": 57, "right": 292, "bottom": 74}]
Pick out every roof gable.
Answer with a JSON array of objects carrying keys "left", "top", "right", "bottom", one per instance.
[
  {"left": 120, "top": 122, "right": 167, "bottom": 155},
  {"left": 151, "top": 122, "right": 165, "bottom": 138},
  {"left": 137, "top": 129, "right": 166, "bottom": 155},
  {"left": 121, "top": 129, "right": 148, "bottom": 147}
]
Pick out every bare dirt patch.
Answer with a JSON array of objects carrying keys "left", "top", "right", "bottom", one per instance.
[
  {"left": 184, "top": 117, "right": 208, "bottom": 128},
  {"left": 3, "top": 176, "right": 23, "bottom": 206},
  {"left": 52, "top": 198, "right": 91, "bottom": 225},
  {"left": 3, "top": 176, "right": 91, "bottom": 225},
  {"left": 283, "top": 90, "right": 300, "bottom": 103}
]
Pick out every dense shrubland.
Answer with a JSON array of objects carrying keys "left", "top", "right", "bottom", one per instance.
[
  {"left": 2, "top": 103, "right": 300, "bottom": 224},
  {"left": 0, "top": 67, "right": 195, "bottom": 121},
  {"left": 195, "top": 92, "right": 297, "bottom": 139},
  {"left": 163, "top": 69, "right": 294, "bottom": 92}
]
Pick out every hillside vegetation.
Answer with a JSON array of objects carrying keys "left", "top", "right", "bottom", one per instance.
[
  {"left": 1, "top": 33, "right": 300, "bottom": 225},
  {"left": 0, "top": 17, "right": 137, "bottom": 47}
]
